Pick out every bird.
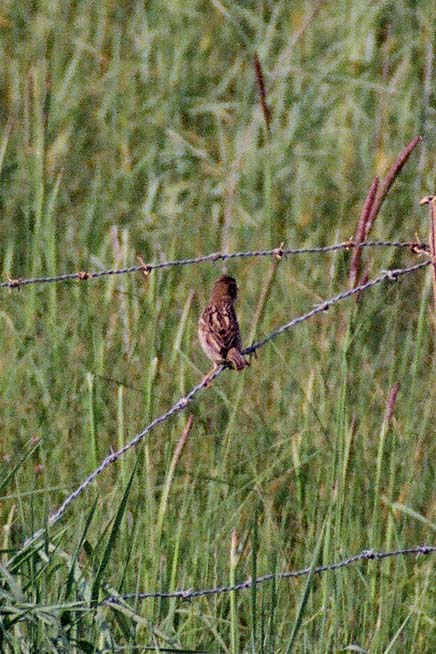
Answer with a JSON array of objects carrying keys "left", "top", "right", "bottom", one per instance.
[{"left": 198, "top": 275, "right": 249, "bottom": 383}]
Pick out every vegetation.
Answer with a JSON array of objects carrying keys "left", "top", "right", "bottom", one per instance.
[{"left": 0, "top": 1, "right": 435, "bottom": 651}]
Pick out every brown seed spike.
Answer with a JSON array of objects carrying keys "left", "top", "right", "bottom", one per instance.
[
  {"left": 253, "top": 52, "right": 272, "bottom": 134},
  {"left": 385, "top": 382, "right": 400, "bottom": 425},
  {"left": 349, "top": 136, "right": 423, "bottom": 293},
  {"left": 350, "top": 176, "right": 379, "bottom": 289},
  {"left": 366, "top": 136, "right": 423, "bottom": 229}
]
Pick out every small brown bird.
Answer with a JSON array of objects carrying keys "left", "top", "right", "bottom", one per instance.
[{"left": 198, "top": 275, "right": 249, "bottom": 382}]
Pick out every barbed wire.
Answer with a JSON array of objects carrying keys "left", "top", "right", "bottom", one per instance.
[
  {"left": 7, "top": 544, "right": 435, "bottom": 613},
  {"left": 22, "top": 259, "right": 431, "bottom": 548},
  {"left": 1, "top": 240, "right": 429, "bottom": 291},
  {"left": 244, "top": 260, "right": 430, "bottom": 354},
  {"left": 102, "top": 544, "right": 436, "bottom": 604}
]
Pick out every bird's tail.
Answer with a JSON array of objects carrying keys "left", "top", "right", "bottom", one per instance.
[{"left": 227, "top": 348, "right": 249, "bottom": 371}]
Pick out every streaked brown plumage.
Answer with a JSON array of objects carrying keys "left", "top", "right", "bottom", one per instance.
[{"left": 198, "top": 275, "right": 249, "bottom": 376}]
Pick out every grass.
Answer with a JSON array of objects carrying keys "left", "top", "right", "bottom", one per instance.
[{"left": 0, "top": 0, "right": 436, "bottom": 651}]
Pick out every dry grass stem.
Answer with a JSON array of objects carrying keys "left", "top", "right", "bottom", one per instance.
[
  {"left": 419, "top": 195, "right": 436, "bottom": 318},
  {"left": 248, "top": 249, "right": 283, "bottom": 344}
]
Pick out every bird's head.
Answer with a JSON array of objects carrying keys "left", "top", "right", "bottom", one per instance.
[{"left": 211, "top": 275, "right": 238, "bottom": 303}]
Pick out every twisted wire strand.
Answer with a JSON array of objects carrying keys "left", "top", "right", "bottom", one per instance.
[
  {"left": 22, "top": 259, "right": 430, "bottom": 548},
  {"left": 8, "top": 545, "right": 436, "bottom": 611},
  {"left": 244, "top": 260, "right": 430, "bottom": 354},
  {"left": 102, "top": 544, "right": 436, "bottom": 604},
  {"left": 1, "top": 240, "right": 428, "bottom": 290}
]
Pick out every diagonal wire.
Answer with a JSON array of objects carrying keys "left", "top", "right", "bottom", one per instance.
[
  {"left": 22, "top": 260, "right": 431, "bottom": 548},
  {"left": 244, "top": 260, "right": 430, "bottom": 354},
  {"left": 0, "top": 240, "right": 428, "bottom": 291}
]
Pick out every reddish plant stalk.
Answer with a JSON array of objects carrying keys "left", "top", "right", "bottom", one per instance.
[
  {"left": 254, "top": 52, "right": 272, "bottom": 134},
  {"left": 385, "top": 382, "right": 400, "bottom": 425},
  {"left": 350, "top": 176, "right": 379, "bottom": 288},
  {"left": 350, "top": 136, "right": 422, "bottom": 289},
  {"left": 367, "top": 136, "right": 422, "bottom": 230}
]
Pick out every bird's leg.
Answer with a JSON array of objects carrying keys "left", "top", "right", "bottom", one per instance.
[
  {"left": 201, "top": 359, "right": 230, "bottom": 387},
  {"left": 201, "top": 363, "right": 220, "bottom": 388}
]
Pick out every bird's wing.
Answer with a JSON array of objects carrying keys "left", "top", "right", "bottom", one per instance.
[{"left": 199, "top": 303, "right": 241, "bottom": 357}]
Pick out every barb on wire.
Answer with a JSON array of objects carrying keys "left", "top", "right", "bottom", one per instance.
[
  {"left": 1, "top": 240, "right": 428, "bottom": 291},
  {"left": 21, "top": 259, "right": 430, "bottom": 549}
]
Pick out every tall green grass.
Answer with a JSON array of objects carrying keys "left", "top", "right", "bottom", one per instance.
[{"left": 0, "top": 0, "right": 435, "bottom": 651}]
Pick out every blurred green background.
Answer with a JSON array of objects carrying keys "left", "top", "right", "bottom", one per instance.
[{"left": 0, "top": 1, "right": 435, "bottom": 652}]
